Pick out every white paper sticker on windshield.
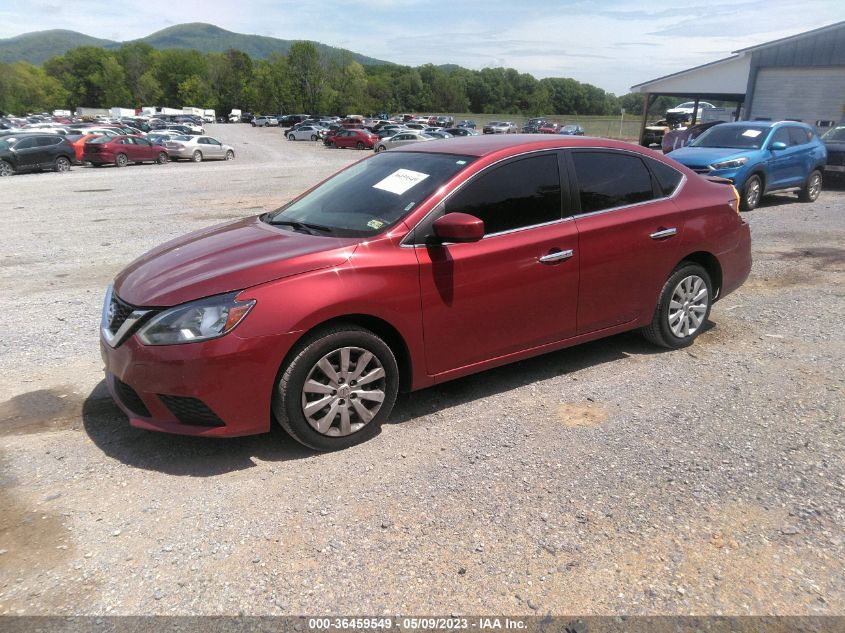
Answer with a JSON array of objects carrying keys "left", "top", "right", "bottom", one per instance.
[
  {"left": 741, "top": 130, "right": 762, "bottom": 138},
  {"left": 373, "top": 169, "right": 430, "bottom": 195}
]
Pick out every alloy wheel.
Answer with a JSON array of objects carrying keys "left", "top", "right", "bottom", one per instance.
[
  {"left": 668, "top": 275, "right": 709, "bottom": 338},
  {"left": 300, "top": 346, "right": 386, "bottom": 437},
  {"left": 745, "top": 177, "right": 761, "bottom": 209}
]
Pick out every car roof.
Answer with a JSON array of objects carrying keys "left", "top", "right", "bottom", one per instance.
[{"left": 395, "top": 134, "right": 633, "bottom": 158}]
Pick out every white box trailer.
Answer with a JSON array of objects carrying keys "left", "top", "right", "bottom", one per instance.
[
  {"left": 52, "top": 109, "right": 71, "bottom": 117},
  {"left": 110, "top": 107, "right": 136, "bottom": 119},
  {"left": 76, "top": 107, "right": 110, "bottom": 119},
  {"left": 183, "top": 106, "right": 203, "bottom": 117}
]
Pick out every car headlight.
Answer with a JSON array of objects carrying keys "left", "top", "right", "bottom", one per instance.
[
  {"left": 710, "top": 157, "right": 749, "bottom": 170},
  {"left": 136, "top": 292, "right": 255, "bottom": 345}
]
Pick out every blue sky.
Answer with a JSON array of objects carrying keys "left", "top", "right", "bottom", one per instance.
[{"left": 1, "top": 0, "right": 843, "bottom": 94}]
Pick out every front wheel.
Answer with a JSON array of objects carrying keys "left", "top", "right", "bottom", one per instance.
[
  {"left": 156, "top": 152, "right": 168, "bottom": 164},
  {"left": 288, "top": 134, "right": 295, "bottom": 141},
  {"left": 273, "top": 324, "right": 399, "bottom": 451},
  {"left": 225, "top": 150, "right": 234, "bottom": 160},
  {"left": 740, "top": 174, "right": 762, "bottom": 210},
  {"left": 356, "top": 141, "right": 365, "bottom": 150},
  {"left": 192, "top": 150, "right": 202, "bottom": 162},
  {"left": 0, "top": 160, "right": 13, "bottom": 176},
  {"left": 798, "top": 169, "right": 822, "bottom": 202},
  {"left": 115, "top": 153, "right": 128, "bottom": 168},
  {"left": 641, "top": 263, "right": 712, "bottom": 349}
]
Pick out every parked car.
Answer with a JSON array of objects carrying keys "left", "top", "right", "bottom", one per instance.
[
  {"left": 483, "top": 121, "right": 517, "bottom": 134},
  {"left": 666, "top": 101, "right": 717, "bottom": 124},
  {"left": 538, "top": 122, "right": 560, "bottom": 134},
  {"left": 668, "top": 121, "right": 827, "bottom": 210},
  {"left": 287, "top": 126, "right": 327, "bottom": 141},
  {"left": 456, "top": 120, "right": 476, "bottom": 129},
  {"left": 100, "top": 135, "right": 751, "bottom": 451},
  {"left": 66, "top": 132, "right": 103, "bottom": 162},
  {"left": 0, "top": 133, "right": 75, "bottom": 175},
  {"left": 443, "top": 127, "right": 479, "bottom": 137},
  {"left": 435, "top": 116, "right": 454, "bottom": 128},
  {"left": 522, "top": 118, "right": 546, "bottom": 133},
  {"left": 558, "top": 124, "right": 585, "bottom": 136},
  {"left": 424, "top": 130, "right": 453, "bottom": 139},
  {"left": 373, "top": 131, "right": 437, "bottom": 152},
  {"left": 328, "top": 128, "right": 379, "bottom": 150},
  {"left": 278, "top": 114, "right": 309, "bottom": 128},
  {"left": 164, "top": 135, "right": 235, "bottom": 162},
  {"left": 252, "top": 116, "right": 279, "bottom": 127},
  {"left": 662, "top": 121, "right": 723, "bottom": 153},
  {"left": 820, "top": 123, "right": 845, "bottom": 180},
  {"left": 83, "top": 135, "right": 169, "bottom": 167}
]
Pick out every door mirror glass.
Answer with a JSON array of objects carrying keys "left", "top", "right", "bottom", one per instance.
[{"left": 433, "top": 213, "right": 485, "bottom": 243}]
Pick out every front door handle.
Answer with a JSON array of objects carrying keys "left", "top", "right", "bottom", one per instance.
[
  {"left": 650, "top": 227, "right": 677, "bottom": 240},
  {"left": 538, "top": 249, "right": 574, "bottom": 263}
]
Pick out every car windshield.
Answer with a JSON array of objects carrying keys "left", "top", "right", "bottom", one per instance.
[
  {"left": 690, "top": 125, "right": 771, "bottom": 149},
  {"left": 265, "top": 152, "right": 476, "bottom": 238},
  {"left": 821, "top": 126, "right": 845, "bottom": 141}
]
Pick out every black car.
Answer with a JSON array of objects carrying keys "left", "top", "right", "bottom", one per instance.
[
  {"left": 278, "top": 114, "right": 309, "bottom": 128},
  {"left": 821, "top": 123, "right": 845, "bottom": 181},
  {"left": 456, "top": 119, "right": 476, "bottom": 129},
  {"left": 522, "top": 117, "right": 546, "bottom": 133},
  {"left": 0, "top": 133, "right": 75, "bottom": 176},
  {"left": 241, "top": 112, "right": 255, "bottom": 123},
  {"left": 443, "top": 127, "right": 477, "bottom": 137}
]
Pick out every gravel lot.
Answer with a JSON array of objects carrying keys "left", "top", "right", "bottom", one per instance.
[{"left": 0, "top": 124, "right": 843, "bottom": 616}]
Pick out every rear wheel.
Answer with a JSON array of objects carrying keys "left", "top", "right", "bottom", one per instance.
[
  {"left": 641, "top": 263, "right": 712, "bottom": 349},
  {"left": 740, "top": 174, "right": 762, "bottom": 210},
  {"left": 156, "top": 152, "right": 168, "bottom": 164},
  {"left": 273, "top": 324, "right": 399, "bottom": 452},
  {"left": 192, "top": 150, "right": 202, "bottom": 162},
  {"left": 54, "top": 156, "right": 71, "bottom": 172},
  {"left": 375, "top": 145, "right": 385, "bottom": 153},
  {"left": 225, "top": 150, "right": 234, "bottom": 160},
  {"left": 0, "top": 160, "right": 13, "bottom": 177},
  {"left": 115, "top": 153, "right": 128, "bottom": 168},
  {"left": 798, "top": 169, "right": 822, "bottom": 202},
  {"left": 311, "top": 134, "right": 318, "bottom": 141}
]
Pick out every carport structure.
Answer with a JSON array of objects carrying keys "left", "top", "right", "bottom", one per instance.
[{"left": 630, "top": 20, "right": 845, "bottom": 145}]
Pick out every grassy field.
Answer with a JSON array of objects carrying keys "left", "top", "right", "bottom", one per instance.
[{"left": 444, "top": 113, "right": 643, "bottom": 141}]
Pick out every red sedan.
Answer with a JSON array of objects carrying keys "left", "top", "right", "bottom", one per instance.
[
  {"left": 538, "top": 122, "right": 561, "bottom": 134},
  {"left": 83, "top": 135, "right": 169, "bottom": 167},
  {"left": 100, "top": 135, "right": 750, "bottom": 450},
  {"left": 329, "top": 128, "right": 379, "bottom": 150}
]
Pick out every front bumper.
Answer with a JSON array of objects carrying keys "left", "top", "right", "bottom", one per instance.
[{"left": 100, "top": 328, "right": 298, "bottom": 437}]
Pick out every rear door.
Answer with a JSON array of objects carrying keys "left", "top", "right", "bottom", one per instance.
[
  {"left": 568, "top": 149, "right": 687, "bottom": 333},
  {"left": 11, "top": 137, "right": 42, "bottom": 169},
  {"left": 414, "top": 152, "right": 580, "bottom": 375}
]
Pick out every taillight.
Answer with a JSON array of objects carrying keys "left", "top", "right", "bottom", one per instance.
[{"left": 728, "top": 186, "right": 741, "bottom": 216}]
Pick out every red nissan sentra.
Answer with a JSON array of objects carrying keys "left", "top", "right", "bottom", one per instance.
[{"left": 100, "top": 135, "right": 751, "bottom": 451}]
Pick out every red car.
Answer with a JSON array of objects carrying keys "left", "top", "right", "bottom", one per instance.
[
  {"left": 100, "top": 135, "right": 751, "bottom": 451},
  {"left": 329, "top": 128, "right": 379, "bottom": 150},
  {"left": 83, "top": 135, "right": 169, "bottom": 167},
  {"left": 538, "top": 122, "right": 560, "bottom": 134}
]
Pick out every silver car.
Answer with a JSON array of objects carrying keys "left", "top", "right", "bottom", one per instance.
[
  {"left": 165, "top": 135, "right": 235, "bottom": 162},
  {"left": 373, "top": 131, "right": 437, "bottom": 152},
  {"left": 482, "top": 121, "right": 518, "bottom": 134}
]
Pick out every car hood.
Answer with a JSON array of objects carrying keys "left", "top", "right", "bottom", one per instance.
[
  {"left": 668, "top": 146, "right": 755, "bottom": 166},
  {"left": 114, "top": 216, "right": 359, "bottom": 307},
  {"left": 824, "top": 141, "right": 845, "bottom": 152}
]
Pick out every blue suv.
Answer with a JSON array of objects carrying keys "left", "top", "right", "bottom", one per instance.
[{"left": 668, "top": 121, "right": 827, "bottom": 210}]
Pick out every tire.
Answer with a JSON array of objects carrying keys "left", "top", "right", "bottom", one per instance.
[
  {"left": 264, "top": 123, "right": 270, "bottom": 128},
  {"left": 251, "top": 122, "right": 256, "bottom": 127},
  {"left": 356, "top": 141, "right": 365, "bottom": 150},
  {"left": 192, "top": 150, "right": 202, "bottom": 162},
  {"left": 115, "top": 153, "right": 128, "bottom": 168},
  {"left": 0, "top": 160, "right": 13, "bottom": 177},
  {"left": 375, "top": 145, "right": 385, "bottom": 153},
  {"left": 641, "top": 263, "right": 713, "bottom": 349},
  {"left": 288, "top": 134, "right": 295, "bottom": 141},
  {"left": 273, "top": 324, "right": 399, "bottom": 452},
  {"left": 156, "top": 152, "right": 168, "bottom": 165},
  {"left": 310, "top": 134, "right": 318, "bottom": 141},
  {"left": 53, "top": 156, "right": 71, "bottom": 172},
  {"left": 798, "top": 169, "right": 822, "bottom": 202},
  {"left": 740, "top": 174, "right": 762, "bottom": 211},
  {"left": 225, "top": 150, "right": 234, "bottom": 160}
]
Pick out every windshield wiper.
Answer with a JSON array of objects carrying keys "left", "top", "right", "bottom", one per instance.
[{"left": 268, "top": 219, "right": 334, "bottom": 236}]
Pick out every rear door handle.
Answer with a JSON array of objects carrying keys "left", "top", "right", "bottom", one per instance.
[
  {"left": 650, "top": 228, "right": 677, "bottom": 240},
  {"left": 538, "top": 249, "right": 574, "bottom": 263}
]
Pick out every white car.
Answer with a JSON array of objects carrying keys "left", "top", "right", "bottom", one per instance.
[
  {"left": 374, "top": 131, "right": 437, "bottom": 152},
  {"left": 252, "top": 116, "right": 279, "bottom": 127},
  {"left": 164, "top": 135, "right": 235, "bottom": 161},
  {"left": 287, "top": 125, "right": 327, "bottom": 141},
  {"left": 666, "top": 101, "right": 716, "bottom": 121}
]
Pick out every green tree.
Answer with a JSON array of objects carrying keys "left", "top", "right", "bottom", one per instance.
[
  {"left": 287, "top": 41, "right": 324, "bottom": 113},
  {"left": 0, "top": 62, "right": 67, "bottom": 113}
]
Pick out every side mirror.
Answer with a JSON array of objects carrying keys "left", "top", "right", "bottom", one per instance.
[
  {"left": 432, "top": 213, "right": 484, "bottom": 243},
  {"left": 770, "top": 141, "right": 787, "bottom": 151}
]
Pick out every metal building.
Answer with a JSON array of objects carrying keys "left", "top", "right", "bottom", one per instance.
[{"left": 630, "top": 20, "right": 845, "bottom": 143}]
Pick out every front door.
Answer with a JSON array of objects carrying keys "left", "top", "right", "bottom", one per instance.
[{"left": 414, "top": 152, "right": 580, "bottom": 376}]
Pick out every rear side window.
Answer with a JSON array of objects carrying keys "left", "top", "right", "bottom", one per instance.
[
  {"left": 36, "top": 136, "right": 61, "bottom": 147},
  {"left": 647, "top": 159, "right": 683, "bottom": 197},
  {"left": 572, "top": 151, "right": 654, "bottom": 213},
  {"left": 445, "top": 154, "right": 561, "bottom": 235}
]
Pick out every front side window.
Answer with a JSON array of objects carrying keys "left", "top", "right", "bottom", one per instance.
[
  {"left": 444, "top": 154, "right": 561, "bottom": 235},
  {"left": 572, "top": 151, "right": 654, "bottom": 213},
  {"left": 788, "top": 126, "right": 812, "bottom": 146}
]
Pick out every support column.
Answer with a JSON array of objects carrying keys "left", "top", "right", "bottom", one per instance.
[{"left": 638, "top": 93, "right": 656, "bottom": 145}]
